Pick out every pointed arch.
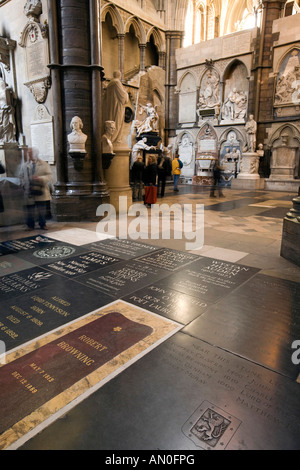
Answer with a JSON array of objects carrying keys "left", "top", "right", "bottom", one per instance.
[
  {"left": 100, "top": 3, "right": 124, "bottom": 35},
  {"left": 125, "top": 16, "right": 147, "bottom": 44},
  {"left": 146, "top": 27, "right": 165, "bottom": 53}
]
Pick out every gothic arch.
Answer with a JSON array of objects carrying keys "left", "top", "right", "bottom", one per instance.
[
  {"left": 100, "top": 3, "right": 124, "bottom": 35},
  {"left": 268, "top": 124, "right": 300, "bottom": 148},
  {"left": 125, "top": 16, "right": 146, "bottom": 44},
  {"left": 273, "top": 46, "right": 300, "bottom": 74},
  {"left": 146, "top": 27, "right": 165, "bottom": 53},
  {"left": 222, "top": 58, "right": 250, "bottom": 82},
  {"left": 177, "top": 70, "right": 198, "bottom": 93}
]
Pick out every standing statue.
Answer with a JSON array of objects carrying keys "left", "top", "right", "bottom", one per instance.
[
  {"left": 68, "top": 116, "right": 87, "bottom": 153},
  {"left": 0, "top": 77, "right": 17, "bottom": 143},
  {"left": 103, "top": 71, "right": 129, "bottom": 144},
  {"left": 244, "top": 115, "right": 257, "bottom": 153}
]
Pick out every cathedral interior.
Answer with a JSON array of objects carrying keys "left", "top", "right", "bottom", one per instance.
[{"left": 0, "top": 0, "right": 299, "bottom": 452}]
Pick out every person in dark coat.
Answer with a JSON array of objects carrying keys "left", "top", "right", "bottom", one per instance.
[
  {"left": 0, "top": 162, "right": 5, "bottom": 213},
  {"left": 157, "top": 153, "right": 172, "bottom": 198},
  {"left": 210, "top": 160, "right": 225, "bottom": 198},
  {"left": 143, "top": 156, "right": 157, "bottom": 187},
  {"left": 131, "top": 156, "right": 145, "bottom": 201}
]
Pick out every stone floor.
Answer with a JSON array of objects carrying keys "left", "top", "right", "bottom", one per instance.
[{"left": 0, "top": 185, "right": 299, "bottom": 451}]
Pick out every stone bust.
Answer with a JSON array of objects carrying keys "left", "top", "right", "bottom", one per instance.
[
  {"left": 68, "top": 116, "right": 87, "bottom": 153},
  {"left": 102, "top": 121, "right": 116, "bottom": 154}
]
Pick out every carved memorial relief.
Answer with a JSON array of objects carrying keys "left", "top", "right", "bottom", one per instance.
[
  {"left": 221, "top": 62, "right": 248, "bottom": 124},
  {"left": 274, "top": 49, "right": 300, "bottom": 118},
  {"left": 197, "top": 68, "right": 220, "bottom": 124},
  {"left": 19, "top": 0, "right": 51, "bottom": 104}
]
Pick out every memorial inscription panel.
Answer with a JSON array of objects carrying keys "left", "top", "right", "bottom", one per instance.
[
  {"left": 76, "top": 260, "right": 171, "bottom": 299},
  {"left": 0, "top": 236, "right": 56, "bottom": 256},
  {"left": 0, "top": 312, "right": 153, "bottom": 438},
  {"left": 83, "top": 239, "right": 159, "bottom": 260},
  {"left": 42, "top": 251, "right": 122, "bottom": 278},
  {"left": 41, "top": 332, "right": 300, "bottom": 450},
  {"left": 0, "top": 267, "right": 63, "bottom": 301},
  {"left": 17, "top": 242, "right": 86, "bottom": 267},
  {"left": 183, "top": 273, "right": 300, "bottom": 379},
  {"left": 136, "top": 248, "right": 199, "bottom": 272},
  {"left": 123, "top": 284, "right": 209, "bottom": 325},
  {"left": 0, "top": 279, "right": 113, "bottom": 351},
  {"left": 158, "top": 257, "right": 259, "bottom": 302}
]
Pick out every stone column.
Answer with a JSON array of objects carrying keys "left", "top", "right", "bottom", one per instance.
[
  {"left": 255, "top": 0, "right": 287, "bottom": 142},
  {"left": 139, "top": 44, "right": 146, "bottom": 73},
  {"left": 165, "top": 31, "right": 184, "bottom": 141},
  {"left": 118, "top": 34, "right": 125, "bottom": 80},
  {"left": 49, "top": 0, "right": 109, "bottom": 222}
]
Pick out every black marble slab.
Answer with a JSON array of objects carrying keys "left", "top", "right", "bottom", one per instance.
[
  {"left": 0, "top": 235, "right": 57, "bottom": 256},
  {"left": 42, "top": 251, "right": 122, "bottom": 278},
  {"left": 16, "top": 241, "right": 87, "bottom": 266},
  {"left": 183, "top": 273, "right": 300, "bottom": 380},
  {"left": 0, "top": 255, "right": 35, "bottom": 277},
  {"left": 258, "top": 207, "right": 289, "bottom": 219},
  {"left": 0, "top": 266, "right": 65, "bottom": 301},
  {"left": 82, "top": 238, "right": 160, "bottom": 260},
  {"left": 21, "top": 332, "right": 300, "bottom": 450},
  {"left": 205, "top": 198, "right": 261, "bottom": 212},
  {"left": 0, "top": 279, "right": 112, "bottom": 351},
  {"left": 135, "top": 248, "right": 200, "bottom": 271},
  {"left": 122, "top": 284, "right": 209, "bottom": 324},
  {"left": 158, "top": 257, "right": 259, "bottom": 303},
  {"left": 75, "top": 259, "right": 171, "bottom": 299}
]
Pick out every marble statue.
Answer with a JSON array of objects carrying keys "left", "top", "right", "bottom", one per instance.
[
  {"left": 130, "top": 136, "right": 156, "bottom": 168},
  {"left": 103, "top": 71, "right": 129, "bottom": 144},
  {"left": 136, "top": 102, "right": 159, "bottom": 137},
  {"left": 68, "top": 116, "right": 87, "bottom": 153},
  {"left": 274, "top": 50, "right": 300, "bottom": 105},
  {"left": 0, "top": 77, "right": 17, "bottom": 143},
  {"left": 201, "top": 70, "right": 220, "bottom": 109},
  {"left": 102, "top": 121, "right": 116, "bottom": 154},
  {"left": 244, "top": 115, "right": 257, "bottom": 152},
  {"left": 222, "top": 88, "right": 247, "bottom": 121}
]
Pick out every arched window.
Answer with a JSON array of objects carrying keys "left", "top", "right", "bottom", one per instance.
[{"left": 184, "top": 0, "right": 211, "bottom": 47}]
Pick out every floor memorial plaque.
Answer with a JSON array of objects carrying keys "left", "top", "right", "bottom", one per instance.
[
  {"left": 82, "top": 238, "right": 160, "bottom": 260},
  {"left": 42, "top": 251, "right": 122, "bottom": 278},
  {"left": 123, "top": 284, "right": 209, "bottom": 324},
  {"left": 76, "top": 259, "right": 171, "bottom": 298},
  {"left": 183, "top": 273, "right": 300, "bottom": 379},
  {"left": 158, "top": 257, "right": 259, "bottom": 302},
  {"left": 0, "top": 266, "right": 64, "bottom": 301},
  {"left": 19, "top": 332, "right": 300, "bottom": 450},
  {"left": 0, "top": 279, "right": 112, "bottom": 351},
  {"left": 136, "top": 248, "right": 199, "bottom": 271},
  {"left": 0, "top": 236, "right": 56, "bottom": 256},
  {"left": 0, "top": 300, "right": 181, "bottom": 450},
  {"left": 17, "top": 242, "right": 87, "bottom": 267}
]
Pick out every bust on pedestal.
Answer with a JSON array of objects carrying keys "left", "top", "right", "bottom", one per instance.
[
  {"left": 102, "top": 121, "right": 116, "bottom": 170},
  {"left": 68, "top": 116, "right": 87, "bottom": 171}
]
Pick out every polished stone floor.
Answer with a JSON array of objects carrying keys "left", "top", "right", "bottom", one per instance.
[{"left": 0, "top": 185, "right": 299, "bottom": 451}]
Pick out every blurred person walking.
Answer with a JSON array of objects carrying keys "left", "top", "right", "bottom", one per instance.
[{"left": 19, "top": 147, "right": 53, "bottom": 230}]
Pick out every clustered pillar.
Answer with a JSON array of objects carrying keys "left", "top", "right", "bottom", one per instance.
[{"left": 48, "top": 0, "right": 109, "bottom": 222}]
